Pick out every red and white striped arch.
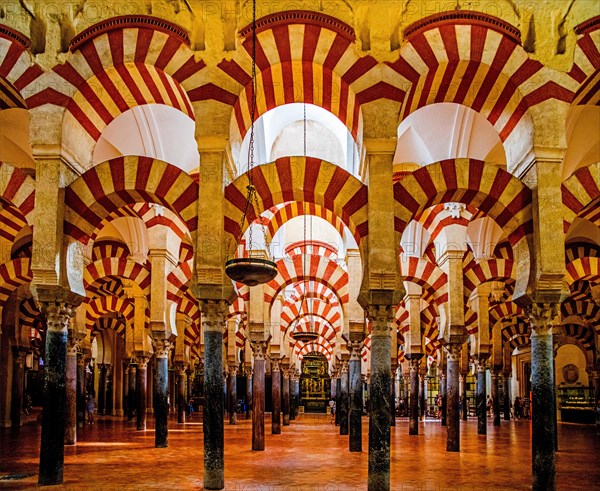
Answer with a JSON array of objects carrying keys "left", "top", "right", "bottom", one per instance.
[
  {"left": 0, "top": 28, "right": 43, "bottom": 109},
  {"left": 490, "top": 301, "right": 523, "bottom": 323},
  {"left": 220, "top": 11, "right": 397, "bottom": 142},
  {"left": 0, "top": 162, "right": 36, "bottom": 227},
  {"left": 286, "top": 281, "right": 341, "bottom": 307},
  {"left": 0, "top": 258, "right": 31, "bottom": 304},
  {"left": 0, "top": 204, "right": 29, "bottom": 249},
  {"left": 399, "top": 257, "right": 447, "bottom": 305},
  {"left": 91, "top": 240, "right": 130, "bottom": 261},
  {"left": 84, "top": 258, "right": 151, "bottom": 296},
  {"left": 295, "top": 339, "right": 335, "bottom": 361},
  {"left": 85, "top": 295, "right": 134, "bottom": 331},
  {"left": 264, "top": 201, "right": 346, "bottom": 242},
  {"left": 26, "top": 16, "right": 205, "bottom": 141},
  {"left": 562, "top": 323, "right": 595, "bottom": 352},
  {"left": 463, "top": 258, "right": 515, "bottom": 296},
  {"left": 289, "top": 318, "right": 337, "bottom": 344},
  {"left": 566, "top": 242, "right": 599, "bottom": 263},
  {"left": 19, "top": 297, "right": 43, "bottom": 331},
  {"left": 394, "top": 159, "right": 533, "bottom": 245},
  {"left": 561, "top": 300, "right": 600, "bottom": 326},
  {"left": 565, "top": 256, "right": 600, "bottom": 286},
  {"left": 166, "top": 261, "right": 193, "bottom": 302},
  {"left": 225, "top": 157, "right": 368, "bottom": 245},
  {"left": 281, "top": 299, "right": 342, "bottom": 333},
  {"left": 264, "top": 254, "right": 349, "bottom": 305},
  {"left": 64, "top": 156, "right": 199, "bottom": 244},
  {"left": 570, "top": 19, "right": 600, "bottom": 107},
  {"left": 91, "top": 316, "right": 126, "bottom": 337},
  {"left": 562, "top": 162, "right": 600, "bottom": 232},
  {"left": 390, "top": 11, "right": 577, "bottom": 141}
]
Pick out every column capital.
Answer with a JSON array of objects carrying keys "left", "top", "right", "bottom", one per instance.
[
  {"left": 341, "top": 360, "right": 349, "bottom": 374},
  {"left": 199, "top": 299, "right": 229, "bottom": 332},
  {"left": 137, "top": 356, "right": 150, "bottom": 369},
  {"left": 228, "top": 365, "right": 238, "bottom": 376},
  {"left": 271, "top": 358, "right": 281, "bottom": 372},
  {"left": 250, "top": 340, "right": 268, "bottom": 360},
  {"left": 42, "top": 302, "right": 76, "bottom": 333},
  {"left": 445, "top": 344, "right": 462, "bottom": 362},
  {"left": 177, "top": 363, "right": 189, "bottom": 375},
  {"left": 408, "top": 357, "right": 420, "bottom": 371},
  {"left": 526, "top": 302, "right": 560, "bottom": 334},
  {"left": 348, "top": 340, "right": 363, "bottom": 360},
  {"left": 152, "top": 339, "right": 173, "bottom": 359},
  {"left": 474, "top": 357, "right": 488, "bottom": 371},
  {"left": 365, "top": 304, "right": 394, "bottom": 335}
]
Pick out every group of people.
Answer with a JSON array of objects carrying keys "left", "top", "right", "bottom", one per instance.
[{"left": 512, "top": 395, "right": 531, "bottom": 419}]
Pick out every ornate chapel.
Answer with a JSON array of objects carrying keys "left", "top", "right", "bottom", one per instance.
[{"left": 0, "top": 1, "right": 599, "bottom": 490}]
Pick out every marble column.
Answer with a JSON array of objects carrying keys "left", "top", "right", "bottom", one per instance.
[
  {"left": 64, "top": 340, "right": 79, "bottom": 444},
  {"left": 446, "top": 344, "right": 461, "bottom": 452},
  {"left": 228, "top": 366, "right": 237, "bottom": 425},
  {"left": 10, "top": 349, "right": 25, "bottom": 428},
  {"left": 105, "top": 365, "right": 114, "bottom": 415},
  {"left": 491, "top": 370, "right": 500, "bottom": 426},
  {"left": 147, "top": 362, "right": 154, "bottom": 414},
  {"left": 202, "top": 301, "right": 226, "bottom": 490},
  {"left": 339, "top": 361, "right": 349, "bottom": 436},
  {"left": 503, "top": 374, "right": 511, "bottom": 420},
  {"left": 529, "top": 303, "right": 558, "bottom": 491},
  {"left": 476, "top": 360, "right": 487, "bottom": 435},
  {"left": 38, "top": 303, "right": 75, "bottom": 486},
  {"left": 348, "top": 342, "right": 363, "bottom": 452},
  {"left": 271, "top": 359, "right": 281, "bottom": 434},
  {"left": 460, "top": 373, "right": 468, "bottom": 421},
  {"left": 419, "top": 372, "right": 426, "bottom": 421},
  {"left": 335, "top": 376, "right": 341, "bottom": 426},
  {"left": 408, "top": 357, "right": 420, "bottom": 435},
  {"left": 137, "top": 357, "right": 148, "bottom": 431},
  {"left": 98, "top": 364, "right": 107, "bottom": 416},
  {"left": 246, "top": 368, "right": 253, "bottom": 420},
  {"left": 440, "top": 373, "right": 447, "bottom": 426},
  {"left": 291, "top": 372, "right": 299, "bottom": 419},
  {"left": 153, "top": 340, "right": 171, "bottom": 448},
  {"left": 390, "top": 369, "right": 396, "bottom": 427},
  {"left": 128, "top": 363, "right": 137, "bottom": 421},
  {"left": 367, "top": 305, "right": 393, "bottom": 491},
  {"left": 178, "top": 366, "right": 188, "bottom": 424},
  {"left": 282, "top": 368, "right": 290, "bottom": 426},
  {"left": 251, "top": 341, "right": 267, "bottom": 450},
  {"left": 77, "top": 355, "right": 85, "bottom": 428}
]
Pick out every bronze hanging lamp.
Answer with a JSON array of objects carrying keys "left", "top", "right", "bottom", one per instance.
[
  {"left": 291, "top": 105, "right": 318, "bottom": 343},
  {"left": 225, "top": 0, "right": 277, "bottom": 287}
]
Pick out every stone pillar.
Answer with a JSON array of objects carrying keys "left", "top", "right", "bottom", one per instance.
[
  {"left": 105, "top": 364, "right": 114, "bottom": 415},
  {"left": 178, "top": 366, "right": 188, "bottom": 424},
  {"left": 98, "top": 364, "right": 107, "bottom": 416},
  {"left": 491, "top": 370, "right": 500, "bottom": 426},
  {"left": 291, "top": 371, "right": 300, "bottom": 419},
  {"left": 10, "top": 349, "right": 25, "bottom": 428},
  {"left": 440, "top": 372, "right": 447, "bottom": 426},
  {"left": 137, "top": 357, "right": 149, "bottom": 431},
  {"left": 418, "top": 371, "right": 426, "bottom": 421},
  {"left": 335, "top": 376, "right": 341, "bottom": 426},
  {"left": 339, "top": 361, "right": 349, "bottom": 435},
  {"left": 38, "top": 302, "right": 75, "bottom": 485},
  {"left": 503, "top": 374, "right": 511, "bottom": 420},
  {"left": 128, "top": 363, "right": 137, "bottom": 421},
  {"left": 460, "top": 374, "right": 468, "bottom": 421},
  {"left": 348, "top": 342, "right": 363, "bottom": 452},
  {"left": 147, "top": 361, "right": 153, "bottom": 413},
  {"left": 282, "top": 367, "right": 290, "bottom": 426},
  {"left": 245, "top": 368, "right": 253, "bottom": 420},
  {"left": 271, "top": 359, "right": 281, "bottom": 435},
  {"left": 64, "top": 339, "right": 79, "bottom": 444},
  {"left": 153, "top": 339, "right": 171, "bottom": 448},
  {"left": 251, "top": 341, "right": 267, "bottom": 450},
  {"left": 446, "top": 344, "right": 461, "bottom": 452},
  {"left": 408, "top": 358, "right": 420, "bottom": 435},
  {"left": 476, "top": 360, "right": 487, "bottom": 435},
  {"left": 201, "top": 301, "right": 227, "bottom": 490},
  {"left": 390, "top": 369, "right": 396, "bottom": 427},
  {"left": 528, "top": 304, "right": 559, "bottom": 491},
  {"left": 77, "top": 354, "right": 85, "bottom": 428},
  {"left": 227, "top": 366, "right": 237, "bottom": 425},
  {"left": 367, "top": 305, "right": 393, "bottom": 491}
]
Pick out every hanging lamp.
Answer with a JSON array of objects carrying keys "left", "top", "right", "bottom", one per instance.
[
  {"left": 291, "top": 105, "right": 319, "bottom": 343},
  {"left": 225, "top": 0, "right": 277, "bottom": 287}
]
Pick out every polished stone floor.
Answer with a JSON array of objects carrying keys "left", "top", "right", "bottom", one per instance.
[{"left": 1, "top": 412, "right": 599, "bottom": 490}]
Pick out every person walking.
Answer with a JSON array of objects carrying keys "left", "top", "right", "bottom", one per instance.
[{"left": 86, "top": 393, "right": 95, "bottom": 425}]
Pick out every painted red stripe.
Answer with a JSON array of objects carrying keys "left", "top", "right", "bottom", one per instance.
[
  {"left": 136, "top": 62, "right": 165, "bottom": 104},
  {"left": 323, "top": 33, "right": 352, "bottom": 71},
  {"left": 13, "top": 65, "right": 43, "bottom": 91},
  {"left": 108, "top": 30, "right": 124, "bottom": 65},
  {"left": 393, "top": 182, "right": 420, "bottom": 214},
  {"left": 387, "top": 56, "right": 420, "bottom": 83},
  {"left": 155, "top": 68, "right": 180, "bottom": 109},
  {"left": 410, "top": 33, "right": 438, "bottom": 69},
  {"left": 323, "top": 167, "right": 349, "bottom": 211},
  {"left": 0, "top": 42, "right": 22, "bottom": 78},
  {"left": 275, "top": 158, "right": 295, "bottom": 202},
  {"left": 171, "top": 55, "right": 206, "bottom": 82},
  {"left": 173, "top": 78, "right": 194, "bottom": 116},
  {"left": 495, "top": 187, "right": 531, "bottom": 228},
  {"left": 3, "top": 169, "right": 26, "bottom": 202},
  {"left": 341, "top": 186, "right": 367, "bottom": 223},
  {"left": 252, "top": 166, "right": 274, "bottom": 210},
  {"left": 187, "top": 83, "right": 237, "bottom": 105},
  {"left": 434, "top": 62, "right": 458, "bottom": 103},
  {"left": 417, "top": 68, "right": 438, "bottom": 110},
  {"left": 578, "top": 77, "right": 600, "bottom": 105},
  {"left": 217, "top": 59, "right": 251, "bottom": 86},
  {"left": 154, "top": 36, "right": 181, "bottom": 70},
  {"left": 578, "top": 34, "right": 600, "bottom": 69},
  {"left": 342, "top": 56, "right": 378, "bottom": 84}
]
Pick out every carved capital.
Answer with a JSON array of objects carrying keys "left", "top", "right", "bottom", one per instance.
[
  {"left": 526, "top": 302, "right": 560, "bottom": 334},
  {"left": 445, "top": 344, "right": 462, "bottom": 362},
  {"left": 153, "top": 339, "right": 173, "bottom": 359},
  {"left": 199, "top": 299, "right": 229, "bottom": 332},
  {"left": 67, "top": 335, "right": 82, "bottom": 356},
  {"left": 341, "top": 360, "right": 349, "bottom": 374},
  {"left": 250, "top": 340, "right": 268, "bottom": 360},
  {"left": 228, "top": 365, "right": 238, "bottom": 376},
  {"left": 348, "top": 341, "right": 363, "bottom": 361},
  {"left": 409, "top": 357, "right": 420, "bottom": 372},
  {"left": 365, "top": 304, "right": 394, "bottom": 335},
  {"left": 137, "top": 356, "right": 149, "bottom": 369},
  {"left": 271, "top": 358, "right": 281, "bottom": 372},
  {"left": 42, "top": 302, "right": 75, "bottom": 333}
]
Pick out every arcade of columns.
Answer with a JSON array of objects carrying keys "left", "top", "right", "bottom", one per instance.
[{"left": 0, "top": 2, "right": 599, "bottom": 491}]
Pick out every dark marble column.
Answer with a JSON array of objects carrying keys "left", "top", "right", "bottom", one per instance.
[
  {"left": 419, "top": 371, "right": 426, "bottom": 421},
  {"left": 390, "top": 369, "right": 396, "bottom": 427},
  {"left": 38, "top": 303, "right": 76, "bottom": 486},
  {"left": 446, "top": 344, "right": 461, "bottom": 452},
  {"left": 529, "top": 304, "right": 558, "bottom": 491},
  {"left": 137, "top": 357, "right": 148, "bottom": 431},
  {"left": 491, "top": 370, "right": 500, "bottom": 426},
  {"left": 460, "top": 373, "right": 468, "bottom": 421},
  {"left": 64, "top": 340, "right": 79, "bottom": 444},
  {"left": 147, "top": 361, "right": 154, "bottom": 414},
  {"left": 245, "top": 368, "right": 253, "bottom": 420},
  {"left": 339, "top": 361, "right": 349, "bottom": 435},
  {"left": 282, "top": 368, "right": 290, "bottom": 426},
  {"left": 503, "top": 374, "right": 511, "bottom": 420},
  {"left": 440, "top": 372, "right": 447, "bottom": 426},
  {"left": 271, "top": 359, "right": 281, "bottom": 434},
  {"left": 476, "top": 360, "right": 487, "bottom": 435},
  {"left": 105, "top": 365, "right": 114, "bottom": 415},
  {"left": 98, "top": 364, "right": 107, "bottom": 415},
  {"left": 202, "top": 301, "right": 226, "bottom": 490},
  {"left": 128, "top": 363, "right": 137, "bottom": 421},
  {"left": 178, "top": 366, "right": 188, "bottom": 424},
  {"left": 408, "top": 357, "right": 420, "bottom": 435},
  {"left": 228, "top": 366, "right": 237, "bottom": 425},
  {"left": 251, "top": 341, "right": 267, "bottom": 451},
  {"left": 10, "top": 348, "right": 25, "bottom": 428},
  {"left": 335, "top": 376, "right": 341, "bottom": 426},
  {"left": 291, "top": 373, "right": 299, "bottom": 419},
  {"left": 367, "top": 305, "right": 393, "bottom": 491},
  {"left": 77, "top": 355, "right": 85, "bottom": 428},
  {"left": 153, "top": 340, "right": 170, "bottom": 448},
  {"left": 348, "top": 342, "right": 363, "bottom": 452}
]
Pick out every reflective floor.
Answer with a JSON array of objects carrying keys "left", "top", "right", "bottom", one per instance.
[{"left": 1, "top": 412, "right": 599, "bottom": 490}]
